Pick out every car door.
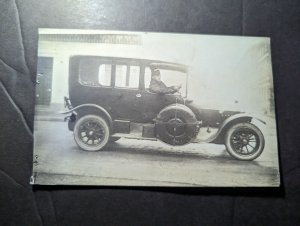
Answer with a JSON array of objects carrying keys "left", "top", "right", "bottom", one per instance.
[
  {"left": 109, "top": 62, "right": 144, "bottom": 122},
  {"left": 139, "top": 66, "right": 179, "bottom": 122}
]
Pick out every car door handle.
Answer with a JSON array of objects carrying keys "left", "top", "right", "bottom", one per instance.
[{"left": 136, "top": 93, "right": 142, "bottom": 98}]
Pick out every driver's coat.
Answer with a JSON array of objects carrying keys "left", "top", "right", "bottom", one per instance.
[{"left": 149, "top": 78, "right": 177, "bottom": 94}]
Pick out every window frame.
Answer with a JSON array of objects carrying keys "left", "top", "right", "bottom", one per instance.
[{"left": 113, "top": 61, "right": 142, "bottom": 90}]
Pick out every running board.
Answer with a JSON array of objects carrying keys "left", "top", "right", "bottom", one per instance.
[{"left": 112, "top": 133, "right": 157, "bottom": 141}]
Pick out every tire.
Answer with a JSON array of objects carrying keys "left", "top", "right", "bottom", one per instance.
[
  {"left": 156, "top": 104, "right": 199, "bottom": 146},
  {"left": 109, "top": 137, "right": 121, "bottom": 142},
  {"left": 225, "top": 122, "right": 265, "bottom": 161},
  {"left": 73, "top": 114, "right": 110, "bottom": 151}
]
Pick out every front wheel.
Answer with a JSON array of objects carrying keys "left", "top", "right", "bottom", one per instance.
[
  {"left": 225, "top": 122, "right": 265, "bottom": 161},
  {"left": 73, "top": 114, "right": 110, "bottom": 151}
]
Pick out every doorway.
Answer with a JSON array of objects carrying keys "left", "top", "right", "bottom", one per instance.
[{"left": 36, "top": 57, "right": 53, "bottom": 105}]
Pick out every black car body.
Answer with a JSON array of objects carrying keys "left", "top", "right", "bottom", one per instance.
[{"left": 62, "top": 55, "right": 266, "bottom": 160}]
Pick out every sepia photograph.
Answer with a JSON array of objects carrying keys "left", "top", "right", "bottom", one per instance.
[{"left": 32, "top": 29, "right": 280, "bottom": 186}]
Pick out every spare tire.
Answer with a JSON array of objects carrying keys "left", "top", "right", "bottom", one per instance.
[{"left": 155, "top": 104, "right": 200, "bottom": 146}]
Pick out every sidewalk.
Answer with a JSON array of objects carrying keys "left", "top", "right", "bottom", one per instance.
[{"left": 34, "top": 103, "right": 66, "bottom": 122}]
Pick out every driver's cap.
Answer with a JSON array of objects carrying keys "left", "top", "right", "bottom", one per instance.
[{"left": 153, "top": 67, "right": 160, "bottom": 75}]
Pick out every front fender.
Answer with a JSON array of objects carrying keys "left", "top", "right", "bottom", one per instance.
[
  {"left": 59, "top": 104, "right": 113, "bottom": 130},
  {"left": 205, "top": 113, "right": 266, "bottom": 144}
]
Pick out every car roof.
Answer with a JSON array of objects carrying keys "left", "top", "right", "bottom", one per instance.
[
  {"left": 149, "top": 62, "right": 187, "bottom": 73},
  {"left": 71, "top": 55, "right": 188, "bottom": 72}
]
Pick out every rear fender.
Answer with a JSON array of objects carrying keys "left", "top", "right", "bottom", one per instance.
[
  {"left": 60, "top": 104, "right": 113, "bottom": 130},
  {"left": 206, "top": 113, "right": 266, "bottom": 144}
]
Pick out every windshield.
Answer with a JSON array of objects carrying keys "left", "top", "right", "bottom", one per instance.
[{"left": 145, "top": 67, "right": 187, "bottom": 96}]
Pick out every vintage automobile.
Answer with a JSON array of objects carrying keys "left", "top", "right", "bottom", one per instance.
[{"left": 61, "top": 55, "right": 266, "bottom": 161}]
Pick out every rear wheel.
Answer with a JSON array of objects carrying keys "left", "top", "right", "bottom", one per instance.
[
  {"left": 73, "top": 114, "right": 110, "bottom": 151},
  {"left": 225, "top": 122, "right": 265, "bottom": 160}
]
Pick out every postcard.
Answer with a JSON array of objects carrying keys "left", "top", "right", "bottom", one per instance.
[{"left": 31, "top": 29, "right": 280, "bottom": 186}]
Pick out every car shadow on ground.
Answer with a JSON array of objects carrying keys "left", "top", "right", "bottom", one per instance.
[{"left": 69, "top": 138, "right": 267, "bottom": 168}]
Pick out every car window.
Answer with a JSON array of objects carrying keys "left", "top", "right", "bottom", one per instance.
[
  {"left": 129, "top": 66, "right": 140, "bottom": 88},
  {"left": 98, "top": 64, "right": 112, "bottom": 86},
  {"left": 144, "top": 67, "right": 152, "bottom": 88},
  {"left": 115, "top": 64, "right": 140, "bottom": 88},
  {"left": 79, "top": 58, "right": 100, "bottom": 86},
  {"left": 160, "top": 70, "right": 186, "bottom": 93},
  {"left": 145, "top": 67, "right": 187, "bottom": 95},
  {"left": 79, "top": 58, "right": 112, "bottom": 87}
]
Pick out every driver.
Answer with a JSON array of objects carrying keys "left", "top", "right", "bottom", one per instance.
[{"left": 149, "top": 69, "right": 182, "bottom": 94}]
